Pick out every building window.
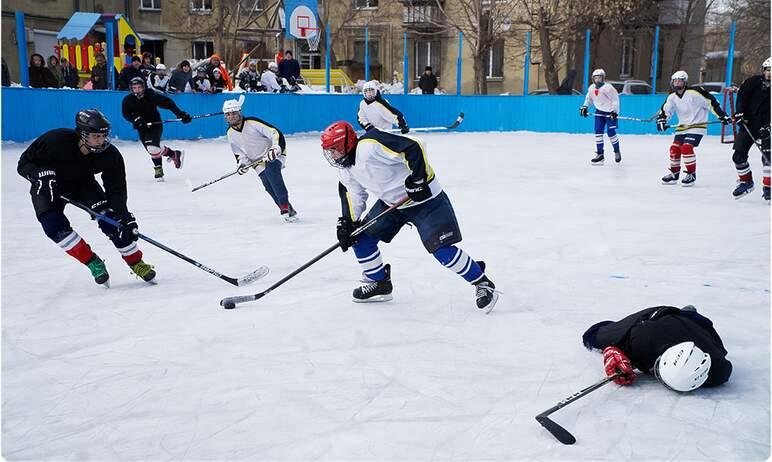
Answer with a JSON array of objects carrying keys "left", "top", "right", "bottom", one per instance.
[
  {"left": 192, "top": 41, "right": 214, "bottom": 60},
  {"left": 353, "top": 39, "right": 379, "bottom": 65},
  {"left": 240, "top": 0, "right": 262, "bottom": 13},
  {"left": 620, "top": 37, "right": 634, "bottom": 78},
  {"left": 414, "top": 40, "right": 440, "bottom": 79},
  {"left": 484, "top": 39, "right": 504, "bottom": 79},
  {"left": 191, "top": 0, "right": 212, "bottom": 12},
  {"left": 355, "top": 0, "right": 378, "bottom": 9},
  {"left": 140, "top": 0, "right": 161, "bottom": 10}
]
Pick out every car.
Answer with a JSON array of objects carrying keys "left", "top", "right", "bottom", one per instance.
[
  {"left": 695, "top": 81, "right": 736, "bottom": 95},
  {"left": 607, "top": 80, "right": 654, "bottom": 95},
  {"left": 528, "top": 88, "right": 583, "bottom": 95}
]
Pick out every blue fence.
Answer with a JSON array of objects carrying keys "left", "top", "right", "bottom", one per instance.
[{"left": 1, "top": 87, "right": 723, "bottom": 142}]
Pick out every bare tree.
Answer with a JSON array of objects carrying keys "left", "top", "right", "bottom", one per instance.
[{"left": 728, "top": 0, "right": 771, "bottom": 77}]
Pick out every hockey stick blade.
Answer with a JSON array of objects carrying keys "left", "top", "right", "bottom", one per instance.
[
  {"left": 536, "top": 415, "right": 576, "bottom": 445},
  {"left": 220, "top": 294, "right": 259, "bottom": 309},
  {"left": 236, "top": 266, "right": 270, "bottom": 286},
  {"left": 447, "top": 112, "right": 464, "bottom": 129}
]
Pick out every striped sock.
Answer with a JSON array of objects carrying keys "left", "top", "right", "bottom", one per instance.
[
  {"left": 57, "top": 231, "right": 94, "bottom": 264},
  {"left": 353, "top": 234, "right": 385, "bottom": 281},
  {"left": 433, "top": 245, "right": 483, "bottom": 284},
  {"left": 117, "top": 242, "right": 142, "bottom": 266}
]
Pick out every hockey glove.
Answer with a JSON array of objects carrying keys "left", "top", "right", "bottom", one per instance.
[
  {"left": 118, "top": 214, "right": 139, "bottom": 242},
  {"left": 132, "top": 116, "right": 146, "bottom": 130},
  {"left": 32, "top": 170, "right": 58, "bottom": 203},
  {"left": 579, "top": 106, "right": 589, "bottom": 118},
  {"left": 733, "top": 112, "right": 746, "bottom": 126},
  {"left": 610, "top": 111, "right": 618, "bottom": 121},
  {"left": 178, "top": 112, "right": 193, "bottom": 124},
  {"left": 719, "top": 114, "right": 732, "bottom": 125},
  {"left": 336, "top": 217, "right": 360, "bottom": 252},
  {"left": 266, "top": 145, "right": 282, "bottom": 161},
  {"left": 656, "top": 115, "right": 668, "bottom": 132},
  {"left": 400, "top": 124, "right": 410, "bottom": 134},
  {"left": 405, "top": 176, "right": 432, "bottom": 203},
  {"left": 603, "top": 346, "right": 636, "bottom": 385},
  {"left": 758, "top": 125, "right": 770, "bottom": 140}
]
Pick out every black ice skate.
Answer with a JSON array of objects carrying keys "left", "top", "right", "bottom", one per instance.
[
  {"left": 661, "top": 171, "right": 679, "bottom": 185},
  {"left": 590, "top": 153, "right": 604, "bottom": 165},
  {"left": 352, "top": 264, "right": 393, "bottom": 303},
  {"left": 732, "top": 180, "right": 754, "bottom": 199},
  {"left": 763, "top": 186, "right": 771, "bottom": 203},
  {"left": 681, "top": 171, "right": 696, "bottom": 187},
  {"left": 474, "top": 261, "right": 499, "bottom": 314},
  {"left": 614, "top": 151, "right": 621, "bottom": 163},
  {"left": 154, "top": 165, "right": 165, "bottom": 182}
]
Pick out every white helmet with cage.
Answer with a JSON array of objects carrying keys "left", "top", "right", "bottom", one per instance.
[
  {"left": 222, "top": 95, "right": 246, "bottom": 126},
  {"left": 268, "top": 62, "right": 278, "bottom": 72},
  {"left": 654, "top": 341, "right": 711, "bottom": 392},
  {"left": 363, "top": 80, "right": 379, "bottom": 101},
  {"left": 671, "top": 70, "right": 689, "bottom": 84},
  {"left": 763, "top": 57, "right": 771, "bottom": 70},
  {"left": 592, "top": 68, "right": 606, "bottom": 79}
]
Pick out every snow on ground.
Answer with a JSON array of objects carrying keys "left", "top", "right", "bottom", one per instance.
[{"left": 2, "top": 131, "right": 769, "bottom": 460}]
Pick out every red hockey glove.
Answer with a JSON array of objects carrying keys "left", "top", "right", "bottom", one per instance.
[{"left": 603, "top": 346, "right": 636, "bottom": 385}]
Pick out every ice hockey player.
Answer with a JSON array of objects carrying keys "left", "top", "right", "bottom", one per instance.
[
  {"left": 656, "top": 70, "right": 731, "bottom": 186},
  {"left": 260, "top": 62, "right": 282, "bottom": 93},
  {"left": 17, "top": 109, "right": 156, "bottom": 285},
  {"left": 319, "top": 121, "right": 498, "bottom": 311},
  {"left": 582, "top": 305, "right": 732, "bottom": 391},
  {"left": 121, "top": 76, "right": 192, "bottom": 181},
  {"left": 357, "top": 80, "right": 409, "bottom": 133},
  {"left": 730, "top": 57, "right": 771, "bottom": 201},
  {"left": 223, "top": 97, "right": 298, "bottom": 222},
  {"left": 579, "top": 68, "right": 621, "bottom": 165}
]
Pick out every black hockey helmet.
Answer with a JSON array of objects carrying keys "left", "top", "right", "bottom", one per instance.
[{"left": 75, "top": 109, "right": 112, "bottom": 153}]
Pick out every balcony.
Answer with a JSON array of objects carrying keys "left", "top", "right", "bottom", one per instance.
[{"left": 403, "top": 4, "right": 445, "bottom": 30}]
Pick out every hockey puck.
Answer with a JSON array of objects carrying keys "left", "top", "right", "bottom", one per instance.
[{"left": 223, "top": 301, "right": 236, "bottom": 309}]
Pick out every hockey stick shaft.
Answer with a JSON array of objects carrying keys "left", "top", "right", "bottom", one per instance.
[
  {"left": 220, "top": 197, "right": 410, "bottom": 307},
  {"left": 191, "top": 158, "right": 264, "bottom": 192},
  {"left": 535, "top": 372, "right": 622, "bottom": 445},
  {"left": 664, "top": 120, "right": 723, "bottom": 130},
  {"left": 739, "top": 122, "right": 769, "bottom": 158},
  {"left": 146, "top": 111, "right": 224, "bottom": 127},
  {"left": 383, "top": 112, "right": 465, "bottom": 134},
  {"left": 592, "top": 112, "right": 655, "bottom": 122},
  {"left": 62, "top": 197, "right": 265, "bottom": 286}
]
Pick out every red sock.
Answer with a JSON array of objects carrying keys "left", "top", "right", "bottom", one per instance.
[
  {"left": 121, "top": 249, "right": 143, "bottom": 266},
  {"left": 62, "top": 236, "right": 94, "bottom": 264},
  {"left": 681, "top": 143, "right": 696, "bottom": 173},
  {"left": 669, "top": 142, "right": 682, "bottom": 173}
]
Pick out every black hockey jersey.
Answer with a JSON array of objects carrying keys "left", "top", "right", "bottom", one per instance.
[{"left": 121, "top": 87, "right": 184, "bottom": 124}]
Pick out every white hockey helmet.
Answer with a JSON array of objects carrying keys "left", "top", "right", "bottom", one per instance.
[
  {"left": 763, "top": 57, "right": 771, "bottom": 70},
  {"left": 223, "top": 94, "right": 245, "bottom": 114},
  {"left": 363, "top": 80, "right": 379, "bottom": 101},
  {"left": 268, "top": 62, "right": 278, "bottom": 72},
  {"left": 592, "top": 68, "right": 606, "bottom": 79},
  {"left": 156, "top": 64, "right": 166, "bottom": 71},
  {"left": 671, "top": 70, "right": 689, "bottom": 83},
  {"left": 654, "top": 341, "right": 711, "bottom": 392}
]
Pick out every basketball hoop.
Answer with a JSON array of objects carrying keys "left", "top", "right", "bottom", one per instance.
[{"left": 302, "top": 27, "right": 321, "bottom": 52}]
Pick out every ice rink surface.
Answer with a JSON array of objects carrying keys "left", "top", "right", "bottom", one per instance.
[{"left": 2, "top": 131, "right": 769, "bottom": 460}]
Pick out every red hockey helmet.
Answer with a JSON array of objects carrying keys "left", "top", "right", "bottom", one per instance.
[{"left": 321, "top": 121, "right": 357, "bottom": 168}]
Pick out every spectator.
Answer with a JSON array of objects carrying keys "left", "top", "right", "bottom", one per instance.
[
  {"left": 205, "top": 54, "right": 233, "bottom": 90},
  {"left": 261, "top": 62, "right": 282, "bottom": 92},
  {"left": 47, "top": 55, "right": 65, "bottom": 88},
  {"left": 118, "top": 56, "right": 144, "bottom": 90},
  {"left": 191, "top": 68, "right": 212, "bottom": 93},
  {"left": 149, "top": 63, "right": 170, "bottom": 92},
  {"left": 89, "top": 53, "right": 117, "bottom": 90},
  {"left": 140, "top": 51, "right": 156, "bottom": 80},
  {"left": 278, "top": 50, "right": 301, "bottom": 82},
  {"left": 2, "top": 57, "right": 11, "bottom": 86},
  {"left": 210, "top": 68, "right": 226, "bottom": 93},
  {"left": 238, "top": 60, "right": 262, "bottom": 92},
  {"left": 558, "top": 69, "right": 577, "bottom": 95},
  {"left": 418, "top": 66, "right": 438, "bottom": 94},
  {"left": 60, "top": 58, "right": 79, "bottom": 88},
  {"left": 29, "top": 53, "right": 58, "bottom": 88},
  {"left": 168, "top": 60, "right": 193, "bottom": 93}
]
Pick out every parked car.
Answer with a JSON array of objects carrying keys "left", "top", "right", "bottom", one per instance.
[
  {"left": 607, "top": 80, "right": 653, "bottom": 95},
  {"left": 695, "top": 81, "right": 736, "bottom": 95},
  {"left": 528, "top": 88, "right": 583, "bottom": 95}
]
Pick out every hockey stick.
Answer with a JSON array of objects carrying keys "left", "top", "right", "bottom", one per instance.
[
  {"left": 664, "top": 120, "right": 724, "bottom": 130},
  {"left": 62, "top": 197, "right": 269, "bottom": 287},
  {"left": 220, "top": 197, "right": 411, "bottom": 309},
  {"left": 535, "top": 371, "right": 622, "bottom": 445},
  {"left": 382, "top": 112, "right": 465, "bottom": 134},
  {"left": 145, "top": 111, "right": 225, "bottom": 127},
  {"left": 190, "top": 158, "right": 265, "bottom": 192},
  {"left": 739, "top": 122, "right": 770, "bottom": 159},
  {"left": 591, "top": 112, "right": 657, "bottom": 122}
]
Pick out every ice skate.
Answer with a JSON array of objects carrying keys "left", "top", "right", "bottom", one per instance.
[{"left": 352, "top": 264, "right": 392, "bottom": 303}]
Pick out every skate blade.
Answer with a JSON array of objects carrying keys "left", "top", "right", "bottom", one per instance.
[
  {"left": 681, "top": 182, "right": 695, "bottom": 187},
  {"left": 283, "top": 215, "right": 299, "bottom": 223},
  {"left": 352, "top": 294, "right": 393, "bottom": 303},
  {"left": 733, "top": 189, "right": 754, "bottom": 199},
  {"left": 483, "top": 292, "right": 500, "bottom": 315},
  {"left": 176, "top": 150, "right": 185, "bottom": 169},
  {"left": 155, "top": 177, "right": 165, "bottom": 183},
  {"left": 99, "top": 280, "right": 110, "bottom": 288},
  {"left": 590, "top": 161, "right": 604, "bottom": 166},
  {"left": 661, "top": 181, "right": 677, "bottom": 185}
]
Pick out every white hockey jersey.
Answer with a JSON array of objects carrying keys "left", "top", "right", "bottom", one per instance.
[
  {"left": 357, "top": 94, "right": 407, "bottom": 130},
  {"left": 338, "top": 129, "right": 442, "bottom": 220},
  {"left": 658, "top": 87, "right": 725, "bottom": 135},
  {"left": 583, "top": 82, "right": 620, "bottom": 113},
  {"left": 227, "top": 117, "right": 286, "bottom": 173},
  {"left": 148, "top": 74, "right": 170, "bottom": 93},
  {"left": 260, "top": 70, "right": 281, "bottom": 92}
]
